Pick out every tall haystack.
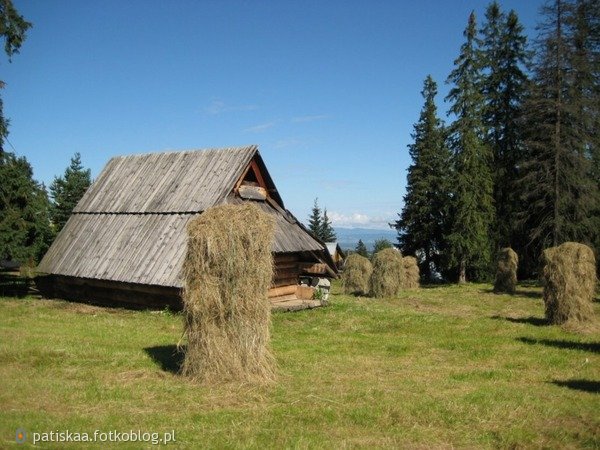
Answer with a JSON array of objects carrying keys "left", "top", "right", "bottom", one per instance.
[
  {"left": 401, "top": 256, "right": 420, "bottom": 289},
  {"left": 542, "top": 242, "right": 597, "bottom": 326},
  {"left": 370, "top": 248, "right": 404, "bottom": 298},
  {"left": 341, "top": 254, "right": 372, "bottom": 295},
  {"left": 494, "top": 247, "right": 518, "bottom": 294},
  {"left": 181, "top": 203, "right": 276, "bottom": 383}
]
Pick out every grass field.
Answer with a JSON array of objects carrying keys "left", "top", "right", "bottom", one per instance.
[{"left": 1, "top": 280, "right": 599, "bottom": 448}]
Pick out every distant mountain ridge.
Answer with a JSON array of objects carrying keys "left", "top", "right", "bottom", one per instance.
[{"left": 333, "top": 227, "right": 397, "bottom": 252}]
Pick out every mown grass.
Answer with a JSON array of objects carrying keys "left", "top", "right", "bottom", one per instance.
[{"left": 1, "top": 281, "right": 599, "bottom": 449}]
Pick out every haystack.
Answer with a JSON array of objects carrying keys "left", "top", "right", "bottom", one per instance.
[
  {"left": 341, "top": 254, "right": 372, "bottom": 295},
  {"left": 542, "top": 242, "right": 597, "bottom": 326},
  {"left": 370, "top": 248, "right": 404, "bottom": 298},
  {"left": 401, "top": 256, "right": 420, "bottom": 289},
  {"left": 181, "top": 203, "right": 276, "bottom": 383},
  {"left": 493, "top": 247, "right": 518, "bottom": 294}
]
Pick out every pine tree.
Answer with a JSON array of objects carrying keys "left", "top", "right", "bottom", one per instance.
[
  {"left": 0, "top": 0, "right": 32, "bottom": 152},
  {"left": 355, "top": 239, "right": 369, "bottom": 258},
  {"left": 445, "top": 12, "right": 495, "bottom": 283},
  {"left": 518, "top": 0, "right": 599, "bottom": 268},
  {"left": 307, "top": 198, "right": 322, "bottom": 238},
  {"left": 320, "top": 208, "right": 337, "bottom": 242},
  {"left": 49, "top": 153, "right": 92, "bottom": 233},
  {"left": 479, "top": 2, "right": 530, "bottom": 251},
  {"left": 394, "top": 75, "right": 452, "bottom": 281},
  {"left": 0, "top": 152, "right": 53, "bottom": 263}
]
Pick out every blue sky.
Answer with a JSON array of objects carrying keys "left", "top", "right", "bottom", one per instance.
[{"left": 3, "top": 0, "right": 541, "bottom": 229}]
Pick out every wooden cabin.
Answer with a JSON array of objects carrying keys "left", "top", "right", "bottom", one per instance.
[{"left": 36, "top": 146, "right": 337, "bottom": 309}]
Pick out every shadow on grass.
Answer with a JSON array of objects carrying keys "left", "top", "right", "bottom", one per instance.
[
  {"left": 517, "top": 337, "right": 600, "bottom": 354},
  {"left": 420, "top": 283, "right": 455, "bottom": 289},
  {"left": 513, "top": 289, "right": 543, "bottom": 299},
  {"left": 490, "top": 315, "right": 548, "bottom": 326},
  {"left": 551, "top": 379, "right": 600, "bottom": 394},
  {"left": 144, "top": 345, "right": 185, "bottom": 374},
  {"left": 518, "top": 280, "right": 542, "bottom": 288},
  {"left": 480, "top": 287, "right": 542, "bottom": 299}
]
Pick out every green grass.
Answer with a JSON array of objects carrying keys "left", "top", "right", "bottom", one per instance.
[{"left": 1, "top": 282, "right": 599, "bottom": 448}]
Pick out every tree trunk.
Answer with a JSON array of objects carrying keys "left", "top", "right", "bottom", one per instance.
[
  {"left": 458, "top": 258, "right": 467, "bottom": 284},
  {"left": 423, "top": 248, "right": 433, "bottom": 282}
]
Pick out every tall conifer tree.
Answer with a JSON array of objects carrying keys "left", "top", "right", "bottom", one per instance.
[
  {"left": 568, "top": 0, "right": 600, "bottom": 265},
  {"left": 395, "top": 75, "right": 452, "bottom": 281},
  {"left": 479, "top": 2, "right": 530, "bottom": 251},
  {"left": 50, "top": 152, "right": 92, "bottom": 233},
  {"left": 355, "top": 239, "right": 369, "bottom": 258},
  {"left": 320, "top": 208, "right": 337, "bottom": 242},
  {"left": 518, "top": 0, "right": 599, "bottom": 267},
  {"left": 0, "top": 153, "right": 53, "bottom": 263},
  {"left": 445, "top": 12, "right": 495, "bottom": 283},
  {"left": 308, "top": 198, "right": 322, "bottom": 238}
]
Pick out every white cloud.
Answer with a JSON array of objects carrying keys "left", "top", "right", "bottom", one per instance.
[
  {"left": 243, "top": 121, "right": 277, "bottom": 133},
  {"left": 291, "top": 114, "right": 330, "bottom": 123},
  {"left": 328, "top": 211, "right": 393, "bottom": 229},
  {"left": 204, "top": 100, "right": 258, "bottom": 115}
]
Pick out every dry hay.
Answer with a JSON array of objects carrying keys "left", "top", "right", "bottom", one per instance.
[
  {"left": 369, "top": 248, "right": 404, "bottom": 298},
  {"left": 493, "top": 247, "right": 518, "bottom": 294},
  {"left": 542, "top": 242, "right": 597, "bottom": 327},
  {"left": 341, "top": 254, "right": 372, "bottom": 295},
  {"left": 401, "top": 256, "right": 420, "bottom": 289},
  {"left": 181, "top": 203, "right": 276, "bottom": 383}
]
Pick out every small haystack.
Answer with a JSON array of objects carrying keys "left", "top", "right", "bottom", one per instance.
[
  {"left": 370, "top": 248, "right": 404, "bottom": 298},
  {"left": 494, "top": 247, "right": 518, "bottom": 294},
  {"left": 401, "top": 256, "right": 420, "bottom": 289},
  {"left": 542, "top": 242, "right": 597, "bottom": 327},
  {"left": 181, "top": 203, "right": 276, "bottom": 383},
  {"left": 341, "top": 254, "right": 372, "bottom": 295}
]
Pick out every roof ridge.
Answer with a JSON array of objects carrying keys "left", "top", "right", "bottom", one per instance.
[{"left": 108, "top": 145, "right": 258, "bottom": 160}]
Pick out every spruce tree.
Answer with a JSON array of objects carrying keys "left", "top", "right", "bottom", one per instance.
[
  {"left": 569, "top": 0, "right": 600, "bottom": 266},
  {"left": 50, "top": 153, "right": 92, "bottom": 233},
  {"left": 307, "top": 198, "right": 322, "bottom": 239},
  {"left": 518, "top": 0, "right": 599, "bottom": 268},
  {"left": 355, "top": 239, "right": 369, "bottom": 258},
  {"left": 445, "top": 12, "right": 495, "bottom": 283},
  {"left": 479, "top": 3, "right": 530, "bottom": 251},
  {"left": 394, "top": 75, "right": 452, "bottom": 281},
  {"left": 320, "top": 208, "right": 337, "bottom": 242},
  {"left": 0, "top": 152, "right": 53, "bottom": 263}
]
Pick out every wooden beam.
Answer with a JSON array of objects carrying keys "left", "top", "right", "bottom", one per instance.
[
  {"left": 268, "top": 285, "right": 297, "bottom": 298},
  {"left": 249, "top": 159, "right": 267, "bottom": 190}
]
